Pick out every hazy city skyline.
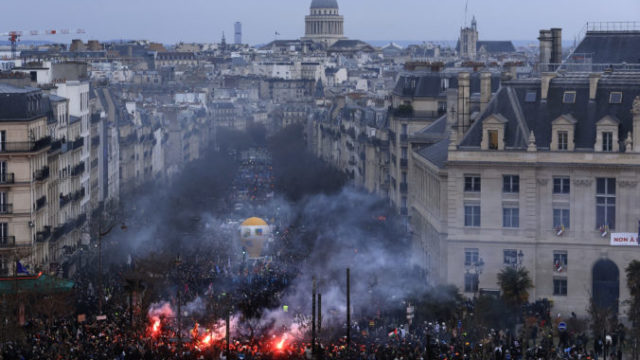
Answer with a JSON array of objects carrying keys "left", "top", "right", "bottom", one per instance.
[{"left": 1, "top": 0, "right": 638, "bottom": 45}]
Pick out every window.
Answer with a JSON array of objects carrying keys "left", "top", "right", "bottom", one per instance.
[
  {"left": 596, "top": 178, "right": 616, "bottom": 229},
  {"left": 609, "top": 92, "right": 623, "bottom": 104},
  {"left": 553, "top": 209, "right": 570, "bottom": 229},
  {"left": 563, "top": 91, "right": 576, "bottom": 104},
  {"left": 553, "top": 251, "right": 568, "bottom": 268},
  {"left": 401, "top": 147, "right": 408, "bottom": 160},
  {"left": 553, "top": 177, "right": 570, "bottom": 194},
  {"left": 401, "top": 124, "right": 408, "bottom": 135},
  {"left": 464, "top": 205, "right": 481, "bottom": 227},
  {"left": 401, "top": 196, "right": 407, "bottom": 209},
  {"left": 464, "top": 272, "right": 478, "bottom": 293},
  {"left": 503, "top": 175, "right": 520, "bottom": 193},
  {"left": 602, "top": 132, "right": 613, "bottom": 152},
  {"left": 438, "top": 101, "right": 447, "bottom": 113},
  {"left": 464, "top": 248, "right": 479, "bottom": 266},
  {"left": 488, "top": 130, "right": 499, "bottom": 150},
  {"left": 553, "top": 278, "right": 567, "bottom": 296},
  {"left": 503, "top": 208, "right": 520, "bottom": 228},
  {"left": 464, "top": 176, "right": 481, "bottom": 192},
  {"left": 558, "top": 131, "right": 568, "bottom": 150},
  {"left": 525, "top": 91, "right": 537, "bottom": 103},
  {"left": 0, "top": 223, "right": 7, "bottom": 244},
  {"left": 402, "top": 172, "right": 407, "bottom": 184},
  {"left": 503, "top": 249, "right": 518, "bottom": 266},
  {"left": 0, "top": 161, "right": 6, "bottom": 183}
]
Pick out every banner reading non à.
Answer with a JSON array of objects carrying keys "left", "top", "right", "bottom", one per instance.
[{"left": 610, "top": 233, "right": 640, "bottom": 246}]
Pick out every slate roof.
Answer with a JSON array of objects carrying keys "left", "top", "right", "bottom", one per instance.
[
  {"left": 393, "top": 72, "right": 501, "bottom": 98},
  {"left": 417, "top": 137, "right": 450, "bottom": 168},
  {"left": 455, "top": 40, "right": 516, "bottom": 54},
  {"left": 477, "top": 41, "right": 516, "bottom": 53},
  {"left": 569, "top": 31, "right": 640, "bottom": 64},
  {"left": 459, "top": 73, "right": 640, "bottom": 150}
]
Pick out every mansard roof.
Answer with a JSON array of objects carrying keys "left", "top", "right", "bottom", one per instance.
[
  {"left": 569, "top": 31, "right": 640, "bottom": 64},
  {"left": 393, "top": 72, "right": 501, "bottom": 98},
  {"left": 459, "top": 73, "right": 640, "bottom": 150}
]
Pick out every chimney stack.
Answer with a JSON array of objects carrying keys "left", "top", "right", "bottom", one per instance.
[
  {"left": 541, "top": 72, "right": 556, "bottom": 101},
  {"left": 589, "top": 73, "right": 602, "bottom": 101},
  {"left": 457, "top": 72, "right": 471, "bottom": 140},
  {"left": 480, "top": 72, "right": 492, "bottom": 113},
  {"left": 538, "top": 30, "right": 553, "bottom": 72},
  {"left": 551, "top": 28, "right": 563, "bottom": 66}
]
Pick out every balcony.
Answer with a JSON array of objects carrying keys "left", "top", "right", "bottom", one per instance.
[
  {"left": 400, "top": 158, "right": 408, "bottom": 168},
  {"left": 0, "top": 203, "right": 13, "bottom": 214},
  {"left": 0, "top": 236, "right": 17, "bottom": 248},
  {"left": 71, "top": 162, "right": 85, "bottom": 177},
  {"left": 0, "top": 136, "right": 51, "bottom": 153},
  {"left": 59, "top": 194, "right": 72, "bottom": 208},
  {"left": 35, "top": 166, "right": 50, "bottom": 181},
  {"left": 71, "top": 137, "right": 84, "bottom": 150},
  {"left": 400, "top": 182, "right": 408, "bottom": 194},
  {"left": 36, "top": 226, "right": 51, "bottom": 243},
  {"left": 72, "top": 187, "right": 86, "bottom": 202},
  {"left": 0, "top": 173, "right": 15, "bottom": 184},
  {"left": 36, "top": 196, "right": 47, "bottom": 211}
]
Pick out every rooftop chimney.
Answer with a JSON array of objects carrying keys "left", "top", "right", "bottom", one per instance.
[
  {"left": 538, "top": 30, "right": 552, "bottom": 72},
  {"left": 589, "top": 73, "right": 602, "bottom": 101},
  {"left": 551, "top": 28, "right": 563, "bottom": 66},
  {"left": 480, "top": 72, "right": 492, "bottom": 113},
  {"left": 457, "top": 72, "right": 471, "bottom": 141}
]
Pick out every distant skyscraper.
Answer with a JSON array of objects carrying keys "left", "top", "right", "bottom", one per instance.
[{"left": 234, "top": 22, "right": 242, "bottom": 45}]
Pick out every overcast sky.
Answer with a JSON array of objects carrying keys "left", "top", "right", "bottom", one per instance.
[{"left": 1, "top": 0, "right": 638, "bottom": 45}]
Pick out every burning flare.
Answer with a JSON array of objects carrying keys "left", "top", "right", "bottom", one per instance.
[{"left": 276, "top": 333, "right": 289, "bottom": 350}]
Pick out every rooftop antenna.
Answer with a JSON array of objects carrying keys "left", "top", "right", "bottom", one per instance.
[{"left": 464, "top": 0, "right": 469, "bottom": 27}]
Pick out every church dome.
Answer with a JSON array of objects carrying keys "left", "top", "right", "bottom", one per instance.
[{"left": 311, "top": 0, "right": 339, "bottom": 9}]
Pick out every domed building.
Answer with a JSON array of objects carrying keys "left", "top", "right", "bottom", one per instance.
[{"left": 302, "top": 0, "right": 346, "bottom": 47}]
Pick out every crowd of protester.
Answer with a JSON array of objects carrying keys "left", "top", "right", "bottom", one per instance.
[{"left": 0, "top": 148, "right": 631, "bottom": 359}]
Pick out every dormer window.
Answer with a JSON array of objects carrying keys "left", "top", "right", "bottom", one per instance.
[
  {"left": 563, "top": 91, "right": 576, "bottom": 104},
  {"left": 488, "top": 130, "right": 499, "bottom": 149},
  {"left": 558, "top": 131, "right": 568, "bottom": 150},
  {"left": 595, "top": 115, "right": 620, "bottom": 152},
  {"left": 609, "top": 92, "right": 623, "bottom": 104},
  {"left": 481, "top": 114, "right": 508, "bottom": 150},
  {"left": 602, "top": 132, "right": 613, "bottom": 152},
  {"left": 525, "top": 91, "right": 537, "bottom": 103},
  {"left": 551, "top": 114, "right": 577, "bottom": 151}
]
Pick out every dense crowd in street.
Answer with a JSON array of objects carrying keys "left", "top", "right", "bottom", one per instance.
[{"left": 0, "top": 148, "right": 632, "bottom": 359}]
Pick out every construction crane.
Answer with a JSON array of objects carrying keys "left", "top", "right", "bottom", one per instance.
[{"left": 1, "top": 28, "right": 86, "bottom": 59}]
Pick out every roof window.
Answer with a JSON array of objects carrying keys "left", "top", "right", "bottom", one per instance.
[
  {"left": 562, "top": 91, "right": 576, "bottom": 104},
  {"left": 609, "top": 92, "right": 622, "bottom": 104},
  {"left": 525, "top": 91, "right": 537, "bottom": 103}
]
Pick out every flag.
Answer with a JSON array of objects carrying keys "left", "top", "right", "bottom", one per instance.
[{"left": 16, "top": 261, "right": 29, "bottom": 275}]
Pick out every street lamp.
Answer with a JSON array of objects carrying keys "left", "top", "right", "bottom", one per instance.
[{"left": 175, "top": 254, "right": 182, "bottom": 352}]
